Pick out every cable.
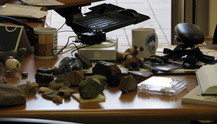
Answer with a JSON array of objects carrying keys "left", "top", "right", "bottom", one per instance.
[
  {"left": 70, "top": 44, "right": 93, "bottom": 56},
  {"left": 57, "top": 22, "right": 66, "bottom": 31},
  {"left": 52, "top": 35, "right": 77, "bottom": 56}
]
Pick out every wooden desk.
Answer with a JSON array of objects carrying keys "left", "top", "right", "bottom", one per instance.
[{"left": 0, "top": 54, "right": 217, "bottom": 123}]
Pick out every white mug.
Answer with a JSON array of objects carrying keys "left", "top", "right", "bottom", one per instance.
[
  {"left": 34, "top": 27, "right": 58, "bottom": 59},
  {"left": 132, "top": 28, "right": 158, "bottom": 58}
]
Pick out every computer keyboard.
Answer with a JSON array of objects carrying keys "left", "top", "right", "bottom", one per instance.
[
  {"left": 71, "top": 4, "right": 150, "bottom": 33},
  {"left": 73, "top": 11, "right": 139, "bottom": 32}
]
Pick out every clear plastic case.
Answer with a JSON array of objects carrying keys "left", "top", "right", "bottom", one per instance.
[{"left": 137, "top": 76, "right": 187, "bottom": 96}]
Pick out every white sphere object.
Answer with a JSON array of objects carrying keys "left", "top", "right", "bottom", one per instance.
[{"left": 5, "top": 59, "right": 21, "bottom": 71}]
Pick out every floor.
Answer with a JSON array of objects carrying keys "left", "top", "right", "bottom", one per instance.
[{"left": 45, "top": 0, "right": 171, "bottom": 48}]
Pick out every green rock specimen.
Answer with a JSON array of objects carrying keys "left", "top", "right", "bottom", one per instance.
[{"left": 78, "top": 75, "right": 105, "bottom": 99}]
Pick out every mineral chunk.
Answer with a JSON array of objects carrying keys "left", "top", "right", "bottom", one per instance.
[
  {"left": 37, "top": 67, "right": 53, "bottom": 74},
  {"left": 119, "top": 75, "right": 137, "bottom": 93},
  {"left": 78, "top": 75, "right": 105, "bottom": 99},
  {"left": 42, "top": 90, "right": 58, "bottom": 100},
  {"left": 0, "top": 84, "right": 26, "bottom": 107},
  {"left": 49, "top": 75, "right": 70, "bottom": 90},
  {"left": 52, "top": 96, "right": 63, "bottom": 104},
  {"left": 65, "top": 70, "right": 84, "bottom": 86},
  {"left": 38, "top": 87, "right": 52, "bottom": 93},
  {"left": 35, "top": 73, "right": 54, "bottom": 87},
  {"left": 17, "top": 81, "right": 39, "bottom": 94},
  {"left": 58, "top": 87, "right": 75, "bottom": 98},
  {"left": 92, "top": 61, "right": 122, "bottom": 86},
  {"left": 21, "top": 72, "right": 28, "bottom": 78},
  {"left": 58, "top": 56, "right": 83, "bottom": 73}
]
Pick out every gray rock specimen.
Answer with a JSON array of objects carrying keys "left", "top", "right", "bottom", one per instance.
[
  {"left": 119, "top": 75, "right": 137, "bottom": 93},
  {"left": 58, "top": 87, "right": 75, "bottom": 98},
  {"left": 0, "top": 84, "right": 26, "bottom": 107},
  {"left": 49, "top": 75, "right": 70, "bottom": 90}
]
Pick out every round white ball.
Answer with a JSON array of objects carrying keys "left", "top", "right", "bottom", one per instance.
[{"left": 5, "top": 59, "right": 21, "bottom": 71}]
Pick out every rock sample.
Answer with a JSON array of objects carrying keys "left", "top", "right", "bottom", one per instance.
[
  {"left": 78, "top": 75, "right": 105, "bottom": 99},
  {"left": 17, "top": 81, "right": 39, "bottom": 94},
  {"left": 0, "top": 84, "right": 26, "bottom": 107},
  {"left": 119, "top": 75, "right": 137, "bottom": 93},
  {"left": 58, "top": 56, "right": 83, "bottom": 73},
  {"left": 35, "top": 73, "right": 54, "bottom": 87},
  {"left": 92, "top": 61, "right": 122, "bottom": 86},
  {"left": 49, "top": 75, "right": 70, "bottom": 90},
  {"left": 58, "top": 56, "right": 84, "bottom": 85},
  {"left": 58, "top": 87, "right": 75, "bottom": 98},
  {"left": 65, "top": 70, "right": 84, "bottom": 86},
  {"left": 128, "top": 71, "right": 153, "bottom": 83}
]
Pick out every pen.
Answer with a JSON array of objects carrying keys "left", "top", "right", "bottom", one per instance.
[{"left": 142, "top": 62, "right": 158, "bottom": 73}]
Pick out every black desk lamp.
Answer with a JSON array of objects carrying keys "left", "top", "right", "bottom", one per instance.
[
  {"left": 56, "top": 3, "right": 150, "bottom": 45},
  {"left": 163, "top": 23, "right": 215, "bottom": 68}
]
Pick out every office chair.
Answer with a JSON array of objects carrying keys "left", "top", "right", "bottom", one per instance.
[{"left": 213, "top": 25, "right": 217, "bottom": 44}]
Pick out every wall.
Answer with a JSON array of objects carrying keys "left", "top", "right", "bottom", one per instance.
[
  {"left": 195, "top": 0, "right": 209, "bottom": 35},
  {"left": 209, "top": 0, "right": 217, "bottom": 37}
]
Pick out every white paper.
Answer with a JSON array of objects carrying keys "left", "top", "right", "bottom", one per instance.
[
  {"left": 21, "top": 0, "right": 64, "bottom": 6},
  {"left": 0, "top": 4, "right": 48, "bottom": 19}
]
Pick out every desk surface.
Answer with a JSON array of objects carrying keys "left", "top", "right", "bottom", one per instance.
[
  {"left": 0, "top": 54, "right": 217, "bottom": 123},
  {"left": 1, "top": 1, "right": 217, "bottom": 123}
]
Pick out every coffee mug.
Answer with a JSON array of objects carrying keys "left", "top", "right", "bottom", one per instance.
[
  {"left": 34, "top": 27, "right": 57, "bottom": 59},
  {"left": 132, "top": 28, "right": 158, "bottom": 58}
]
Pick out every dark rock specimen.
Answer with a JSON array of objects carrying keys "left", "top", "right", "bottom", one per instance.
[
  {"left": 0, "top": 84, "right": 26, "bottom": 107},
  {"left": 128, "top": 71, "right": 153, "bottom": 83},
  {"left": 37, "top": 67, "right": 53, "bottom": 74},
  {"left": 92, "top": 61, "right": 122, "bottom": 86},
  {"left": 21, "top": 72, "right": 28, "bottom": 78},
  {"left": 35, "top": 73, "right": 54, "bottom": 87},
  {"left": 78, "top": 75, "right": 105, "bottom": 99},
  {"left": 58, "top": 56, "right": 83, "bottom": 73}
]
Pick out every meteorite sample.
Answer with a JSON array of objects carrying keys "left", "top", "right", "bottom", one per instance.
[{"left": 92, "top": 61, "right": 122, "bottom": 86}]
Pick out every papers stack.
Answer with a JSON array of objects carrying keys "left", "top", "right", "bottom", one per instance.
[{"left": 0, "top": 4, "right": 48, "bottom": 19}]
